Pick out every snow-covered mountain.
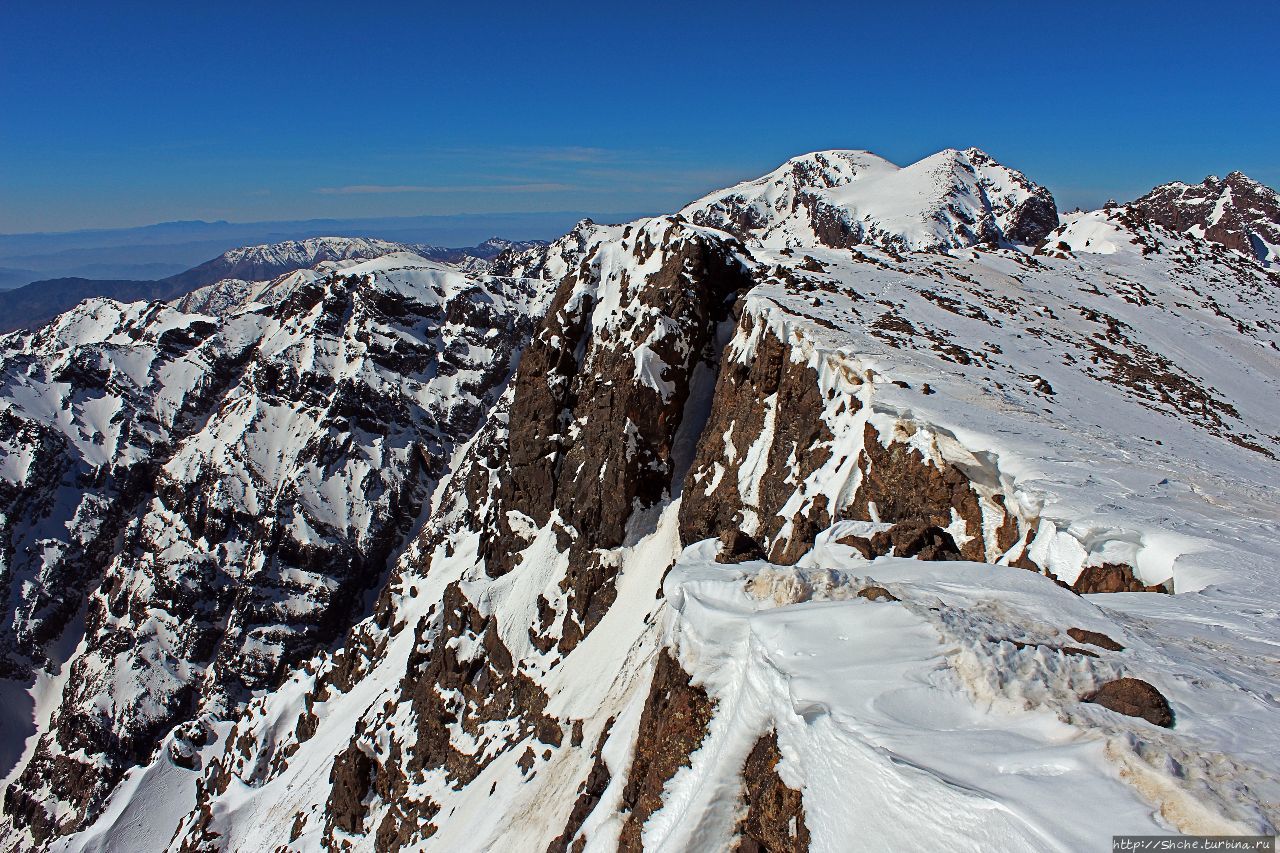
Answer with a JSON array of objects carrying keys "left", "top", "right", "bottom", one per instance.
[
  {"left": 0, "top": 251, "right": 557, "bottom": 845},
  {"left": 681, "top": 147, "right": 1060, "bottom": 251},
  {"left": 1, "top": 150, "right": 1279, "bottom": 852},
  {"left": 0, "top": 237, "right": 548, "bottom": 333},
  {"left": 165, "top": 237, "right": 408, "bottom": 288}
]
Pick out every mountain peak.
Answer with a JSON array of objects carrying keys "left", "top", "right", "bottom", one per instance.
[
  {"left": 1129, "top": 170, "right": 1280, "bottom": 265},
  {"left": 681, "top": 147, "right": 1057, "bottom": 252}
]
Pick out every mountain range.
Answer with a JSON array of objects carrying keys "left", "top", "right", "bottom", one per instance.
[
  {"left": 0, "top": 237, "right": 547, "bottom": 333},
  {"left": 0, "top": 148, "right": 1278, "bottom": 852},
  {"left": 0, "top": 212, "right": 636, "bottom": 293}
]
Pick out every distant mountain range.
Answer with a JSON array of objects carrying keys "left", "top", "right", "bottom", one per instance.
[
  {"left": 0, "top": 236, "right": 547, "bottom": 332},
  {"left": 0, "top": 211, "right": 646, "bottom": 291}
]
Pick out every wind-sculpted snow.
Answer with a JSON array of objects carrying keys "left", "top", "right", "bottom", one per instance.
[{"left": 3, "top": 152, "right": 1280, "bottom": 852}]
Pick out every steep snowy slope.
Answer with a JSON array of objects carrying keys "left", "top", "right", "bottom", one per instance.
[
  {"left": 3, "top": 151, "right": 1280, "bottom": 852},
  {"left": 0, "top": 252, "right": 556, "bottom": 845}
]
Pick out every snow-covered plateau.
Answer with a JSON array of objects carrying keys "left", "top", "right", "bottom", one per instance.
[{"left": 1, "top": 149, "right": 1278, "bottom": 852}]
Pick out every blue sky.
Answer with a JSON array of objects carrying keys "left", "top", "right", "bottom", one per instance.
[{"left": 2, "top": 1, "right": 1276, "bottom": 232}]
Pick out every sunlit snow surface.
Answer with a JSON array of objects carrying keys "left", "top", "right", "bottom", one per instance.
[{"left": 19, "top": 187, "right": 1280, "bottom": 850}]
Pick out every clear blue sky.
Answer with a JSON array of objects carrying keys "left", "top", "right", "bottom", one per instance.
[{"left": 2, "top": 0, "right": 1276, "bottom": 232}]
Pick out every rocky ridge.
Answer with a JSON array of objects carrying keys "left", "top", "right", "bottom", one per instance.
[{"left": 1128, "top": 171, "right": 1280, "bottom": 266}]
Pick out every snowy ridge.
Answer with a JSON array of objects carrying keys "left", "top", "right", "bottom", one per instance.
[{"left": 211, "top": 237, "right": 406, "bottom": 269}]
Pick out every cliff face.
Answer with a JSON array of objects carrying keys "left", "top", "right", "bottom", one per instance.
[
  {"left": 0, "top": 255, "right": 555, "bottom": 844},
  {"left": 3, "top": 152, "right": 1280, "bottom": 852}
]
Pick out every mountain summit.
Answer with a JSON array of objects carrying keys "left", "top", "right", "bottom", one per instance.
[
  {"left": 1127, "top": 171, "right": 1280, "bottom": 266},
  {"left": 682, "top": 147, "right": 1060, "bottom": 251}
]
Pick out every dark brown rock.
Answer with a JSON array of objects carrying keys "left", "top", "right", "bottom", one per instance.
[
  {"left": 487, "top": 225, "right": 752, "bottom": 575},
  {"left": 325, "top": 741, "right": 373, "bottom": 836},
  {"left": 1084, "top": 678, "right": 1175, "bottom": 728},
  {"left": 871, "top": 521, "right": 964, "bottom": 561},
  {"left": 1073, "top": 563, "right": 1170, "bottom": 594},
  {"left": 1067, "top": 627, "right": 1125, "bottom": 651},
  {"left": 680, "top": 316, "right": 838, "bottom": 565},
  {"left": 835, "top": 534, "right": 877, "bottom": 560},
  {"left": 718, "top": 530, "right": 767, "bottom": 564},
  {"left": 735, "top": 731, "right": 810, "bottom": 853},
  {"left": 849, "top": 425, "right": 986, "bottom": 561},
  {"left": 618, "top": 651, "right": 716, "bottom": 852},
  {"left": 857, "top": 586, "right": 899, "bottom": 602}
]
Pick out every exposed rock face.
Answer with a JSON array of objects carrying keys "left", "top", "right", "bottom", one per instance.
[
  {"left": 0, "top": 254, "right": 554, "bottom": 841},
  {"left": 679, "top": 313, "right": 839, "bottom": 563},
  {"left": 849, "top": 425, "right": 987, "bottom": 561},
  {"left": 617, "top": 651, "right": 715, "bottom": 852},
  {"left": 678, "top": 308, "right": 1024, "bottom": 571},
  {"left": 717, "top": 530, "right": 768, "bottom": 564},
  {"left": 1085, "top": 678, "right": 1175, "bottom": 728},
  {"left": 325, "top": 741, "right": 374, "bottom": 836},
  {"left": 964, "top": 148, "right": 1060, "bottom": 246},
  {"left": 1073, "top": 563, "right": 1170, "bottom": 594},
  {"left": 480, "top": 218, "right": 753, "bottom": 645},
  {"left": 838, "top": 521, "right": 964, "bottom": 562},
  {"left": 1129, "top": 172, "right": 1280, "bottom": 266},
  {"left": 735, "top": 732, "right": 810, "bottom": 853}
]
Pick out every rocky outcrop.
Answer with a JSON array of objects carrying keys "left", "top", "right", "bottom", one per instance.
[
  {"left": 1067, "top": 627, "right": 1125, "bottom": 651},
  {"left": 1129, "top": 172, "right": 1280, "bottom": 266},
  {"left": 481, "top": 219, "right": 753, "bottom": 650},
  {"left": 617, "top": 651, "right": 715, "bottom": 852},
  {"left": 1073, "top": 563, "right": 1170, "bottom": 594},
  {"left": 735, "top": 732, "right": 810, "bottom": 853},
  {"left": 857, "top": 585, "right": 899, "bottom": 602},
  {"left": 680, "top": 316, "right": 1012, "bottom": 567},
  {"left": 847, "top": 424, "right": 987, "bottom": 561},
  {"left": 838, "top": 521, "right": 964, "bottom": 562},
  {"left": 1085, "top": 678, "right": 1175, "bottom": 728},
  {"left": 679, "top": 313, "right": 838, "bottom": 563}
]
